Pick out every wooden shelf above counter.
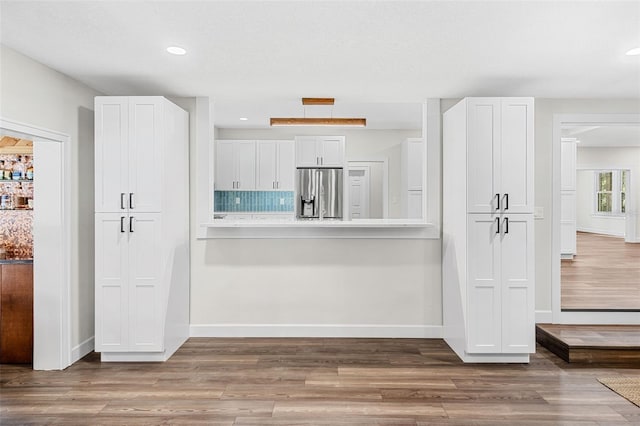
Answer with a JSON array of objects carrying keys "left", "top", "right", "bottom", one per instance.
[{"left": 0, "top": 136, "right": 33, "bottom": 154}]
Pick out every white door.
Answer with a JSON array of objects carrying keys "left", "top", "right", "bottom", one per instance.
[
  {"left": 319, "top": 137, "right": 345, "bottom": 166},
  {"left": 500, "top": 98, "right": 534, "bottom": 214},
  {"left": 296, "top": 136, "right": 319, "bottom": 167},
  {"left": 95, "top": 97, "right": 129, "bottom": 213},
  {"left": 94, "top": 213, "right": 129, "bottom": 352},
  {"left": 129, "top": 97, "right": 163, "bottom": 212},
  {"left": 467, "top": 214, "right": 501, "bottom": 353},
  {"left": 407, "top": 139, "right": 424, "bottom": 190},
  {"left": 128, "top": 213, "right": 163, "bottom": 352},
  {"left": 215, "top": 140, "right": 236, "bottom": 190},
  {"left": 276, "top": 140, "right": 295, "bottom": 190},
  {"left": 235, "top": 140, "right": 256, "bottom": 190},
  {"left": 256, "top": 141, "right": 277, "bottom": 190},
  {"left": 349, "top": 167, "right": 370, "bottom": 219},
  {"left": 467, "top": 98, "right": 500, "bottom": 214},
  {"left": 500, "top": 214, "right": 535, "bottom": 353}
]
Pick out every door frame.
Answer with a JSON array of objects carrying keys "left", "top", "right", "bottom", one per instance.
[
  {"left": 0, "top": 117, "right": 71, "bottom": 369},
  {"left": 347, "top": 158, "right": 389, "bottom": 219},
  {"left": 552, "top": 113, "right": 640, "bottom": 324}
]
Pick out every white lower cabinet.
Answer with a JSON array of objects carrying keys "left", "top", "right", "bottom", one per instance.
[
  {"left": 95, "top": 213, "right": 162, "bottom": 353},
  {"left": 467, "top": 214, "right": 534, "bottom": 355}
]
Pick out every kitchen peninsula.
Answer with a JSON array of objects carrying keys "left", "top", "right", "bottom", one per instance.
[{"left": 202, "top": 99, "right": 441, "bottom": 239}]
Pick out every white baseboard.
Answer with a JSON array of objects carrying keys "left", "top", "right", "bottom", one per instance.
[
  {"left": 71, "top": 336, "right": 94, "bottom": 364},
  {"left": 577, "top": 227, "right": 624, "bottom": 238},
  {"left": 535, "top": 310, "right": 553, "bottom": 324},
  {"left": 190, "top": 324, "right": 443, "bottom": 338}
]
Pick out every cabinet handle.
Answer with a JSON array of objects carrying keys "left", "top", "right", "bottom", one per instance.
[
  {"left": 121, "top": 193, "right": 126, "bottom": 210},
  {"left": 321, "top": 157, "right": 324, "bottom": 165},
  {"left": 233, "top": 181, "right": 236, "bottom": 189},
  {"left": 495, "top": 217, "right": 500, "bottom": 234},
  {"left": 120, "top": 216, "right": 126, "bottom": 233},
  {"left": 273, "top": 182, "right": 275, "bottom": 189},
  {"left": 129, "top": 193, "right": 135, "bottom": 209},
  {"left": 504, "top": 217, "right": 509, "bottom": 234},
  {"left": 276, "top": 181, "right": 279, "bottom": 189},
  {"left": 129, "top": 216, "right": 135, "bottom": 233},
  {"left": 495, "top": 193, "right": 500, "bottom": 210},
  {"left": 237, "top": 181, "right": 240, "bottom": 189},
  {"left": 504, "top": 193, "right": 509, "bottom": 210}
]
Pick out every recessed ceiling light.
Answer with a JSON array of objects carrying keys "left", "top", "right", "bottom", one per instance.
[
  {"left": 166, "top": 46, "right": 187, "bottom": 55},
  {"left": 239, "top": 117, "right": 248, "bottom": 121},
  {"left": 625, "top": 47, "right": 640, "bottom": 56}
]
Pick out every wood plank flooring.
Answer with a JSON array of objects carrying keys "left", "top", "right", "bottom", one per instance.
[
  {"left": 536, "top": 324, "right": 640, "bottom": 365},
  {"left": 561, "top": 231, "right": 640, "bottom": 310},
  {"left": 2, "top": 338, "right": 640, "bottom": 424}
]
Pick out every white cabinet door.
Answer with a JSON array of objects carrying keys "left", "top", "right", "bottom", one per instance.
[
  {"left": 276, "top": 140, "right": 295, "bottom": 190},
  {"left": 215, "top": 141, "right": 236, "bottom": 190},
  {"left": 319, "top": 137, "right": 345, "bottom": 167},
  {"left": 128, "top": 213, "right": 163, "bottom": 352},
  {"left": 235, "top": 141, "right": 256, "bottom": 190},
  {"left": 95, "top": 213, "right": 129, "bottom": 352},
  {"left": 500, "top": 215, "right": 534, "bottom": 353},
  {"left": 407, "top": 139, "right": 424, "bottom": 191},
  {"left": 95, "top": 97, "right": 129, "bottom": 213},
  {"left": 467, "top": 98, "right": 500, "bottom": 214},
  {"left": 500, "top": 98, "right": 534, "bottom": 214},
  {"left": 467, "top": 214, "right": 501, "bottom": 353},
  {"left": 129, "top": 97, "right": 163, "bottom": 212},
  {"left": 296, "top": 136, "right": 319, "bottom": 167},
  {"left": 256, "top": 141, "right": 278, "bottom": 190}
]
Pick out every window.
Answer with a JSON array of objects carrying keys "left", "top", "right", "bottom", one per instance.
[
  {"left": 594, "top": 170, "right": 629, "bottom": 215},
  {"left": 596, "top": 171, "right": 613, "bottom": 213}
]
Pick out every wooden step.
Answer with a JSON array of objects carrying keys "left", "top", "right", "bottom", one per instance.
[{"left": 536, "top": 323, "right": 640, "bottom": 366}]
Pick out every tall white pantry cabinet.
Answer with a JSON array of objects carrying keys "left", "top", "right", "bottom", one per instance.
[
  {"left": 94, "top": 96, "right": 190, "bottom": 362},
  {"left": 443, "top": 97, "right": 535, "bottom": 363}
]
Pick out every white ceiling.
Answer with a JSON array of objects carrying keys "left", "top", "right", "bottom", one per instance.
[
  {"left": 563, "top": 125, "right": 640, "bottom": 147},
  {"left": 1, "top": 1, "right": 639, "bottom": 128}
]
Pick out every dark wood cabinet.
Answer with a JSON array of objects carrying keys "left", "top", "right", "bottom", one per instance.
[{"left": 0, "top": 263, "right": 33, "bottom": 364}]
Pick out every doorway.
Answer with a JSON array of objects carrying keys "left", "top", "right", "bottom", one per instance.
[
  {"left": 347, "top": 159, "right": 388, "bottom": 219},
  {"left": 0, "top": 118, "right": 71, "bottom": 369},
  {"left": 553, "top": 114, "right": 640, "bottom": 324}
]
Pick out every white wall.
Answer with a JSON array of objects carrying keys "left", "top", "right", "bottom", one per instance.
[
  {"left": 576, "top": 146, "right": 640, "bottom": 238},
  {"left": 0, "top": 45, "right": 102, "bottom": 349},
  {"left": 576, "top": 170, "right": 626, "bottom": 236},
  {"left": 217, "top": 128, "right": 421, "bottom": 218}
]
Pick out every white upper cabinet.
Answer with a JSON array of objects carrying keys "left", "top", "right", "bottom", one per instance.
[
  {"left": 295, "top": 136, "right": 345, "bottom": 167},
  {"left": 95, "top": 97, "right": 163, "bottom": 213},
  {"left": 467, "top": 98, "right": 534, "bottom": 214},
  {"left": 215, "top": 140, "right": 256, "bottom": 191},
  {"left": 256, "top": 140, "right": 295, "bottom": 190}
]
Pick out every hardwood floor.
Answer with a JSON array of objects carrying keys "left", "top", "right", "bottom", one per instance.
[
  {"left": 561, "top": 231, "right": 640, "bottom": 310},
  {"left": 2, "top": 338, "right": 640, "bottom": 424}
]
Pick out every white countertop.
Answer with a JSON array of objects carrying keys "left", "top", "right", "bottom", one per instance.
[{"left": 203, "top": 218, "right": 430, "bottom": 228}]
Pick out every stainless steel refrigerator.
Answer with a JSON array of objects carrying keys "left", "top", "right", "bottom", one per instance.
[{"left": 296, "top": 168, "right": 343, "bottom": 219}]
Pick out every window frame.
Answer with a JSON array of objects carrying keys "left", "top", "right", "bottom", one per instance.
[{"left": 593, "top": 169, "right": 627, "bottom": 217}]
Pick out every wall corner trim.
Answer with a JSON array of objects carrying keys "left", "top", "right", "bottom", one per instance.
[{"left": 71, "top": 336, "right": 94, "bottom": 364}]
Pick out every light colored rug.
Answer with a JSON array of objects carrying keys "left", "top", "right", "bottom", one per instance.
[{"left": 598, "top": 377, "right": 640, "bottom": 407}]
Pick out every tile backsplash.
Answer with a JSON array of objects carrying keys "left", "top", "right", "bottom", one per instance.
[
  {"left": 0, "top": 210, "right": 33, "bottom": 259},
  {"left": 214, "top": 191, "right": 294, "bottom": 212}
]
